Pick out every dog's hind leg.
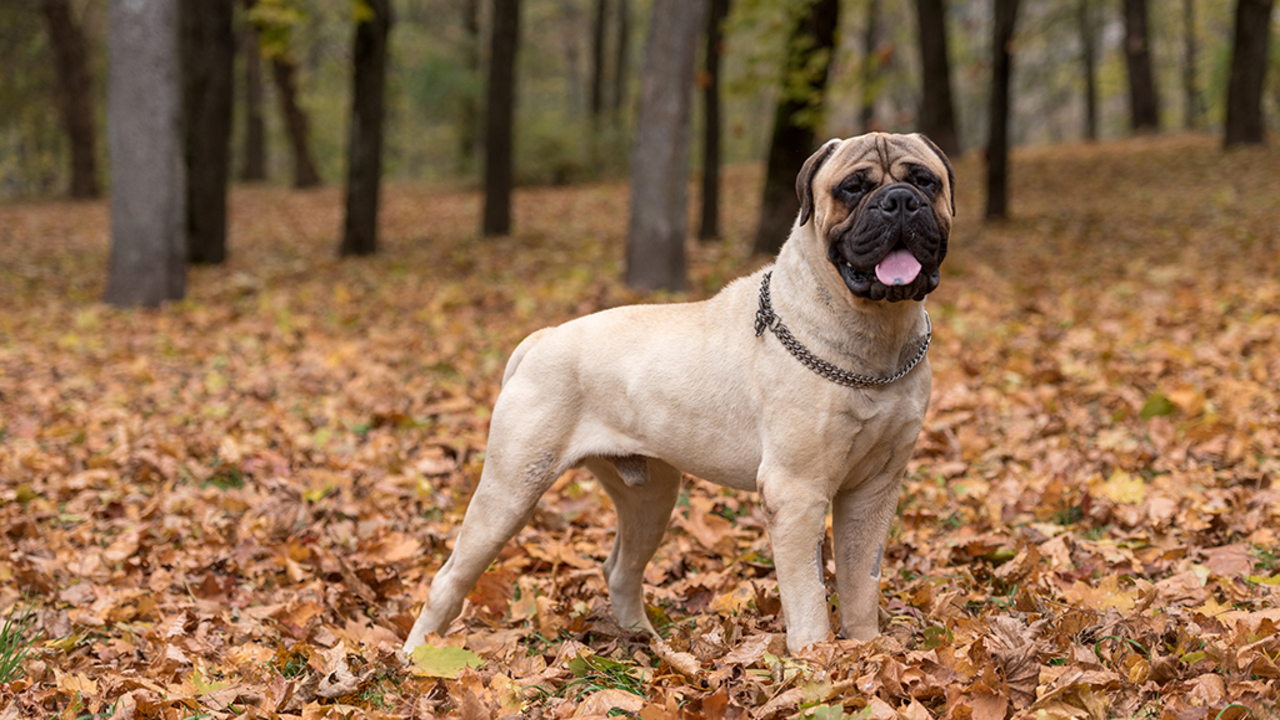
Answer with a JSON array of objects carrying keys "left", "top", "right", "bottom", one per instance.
[
  {"left": 585, "top": 457, "right": 682, "bottom": 636},
  {"left": 402, "top": 445, "right": 564, "bottom": 654}
]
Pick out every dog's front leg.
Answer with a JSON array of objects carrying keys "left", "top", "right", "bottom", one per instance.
[
  {"left": 831, "top": 470, "right": 902, "bottom": 642},
  {"left": 760, "top": 479, "right": 832, "bottom": 654}
]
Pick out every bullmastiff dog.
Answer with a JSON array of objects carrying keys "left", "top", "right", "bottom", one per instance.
[{"left": 403, "top": 132, "right": 954, "bottom": 655}]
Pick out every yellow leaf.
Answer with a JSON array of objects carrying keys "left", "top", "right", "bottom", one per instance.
[
  {"left": 709, "top": 582, "right": 755, "bottom": 616},
  {"left": 1092, "top": 470, "right": 1145, "bottom": 505},
  {"left": 1063, "top": 575, "right": 1135, "bottom": 612},
  {"left": 191, "top": 666, "right": 229, "bottom": 694},
  {"left": 54, "top": 670, "right": 97, "bottom": 696},
  {"left": 1193, "top": 596, "right": 1231, "bottom": 619},
  {"left": 409, "top": 643, "right": 483, "bottom": 678}
]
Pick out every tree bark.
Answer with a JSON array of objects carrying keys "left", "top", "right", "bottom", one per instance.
[
  {"left": 458, "top": 0, "right": 481, "bottom": 175},
  {"left": 1123, "top": 0, "right": 1160, "bottom": 133},
  {"left": 182, "top": 0, "right": 235, "bottom": 265},
  {"left": 41, "top": 0, "right": 100, "bottom": 199},
  {"left": 1223, "top": 0, "right": 1274, "bottom": 146},
  {"left": 860, "top": 0, "right": 881, "bottom": 133},
  {"left": 915, "top": 0, "right": 960, "bottom": 155},
  {"left": 483, "top": 0, "right": 520, "bottom": 237},
  {"left": 624, "top": 0, "right": 706, "bottom": 291},
  {"left": 560, "top": 0, "right": 585, "bottom": 115},
  {"left": 105, "top": 0, "right": 186, "bottom": 307},
  {"left": 590, "top": 0, "right": 607, "bottom": 120},
  {"left": 1182, "top": 0, "right": 1204, "bottom": 130},
  {"left": 272, "top": 56, "right": 322, "bottom": 188},
  {"left": 752, "top": 0, "right": 840, "bottom": 257},
  {"left": 340, "top": 0, "right": 392, "bottom": 256},
  {"left": 985, "top": 0, "right": 1019, "bottom": 221},
  {"left": 699, "top": 0, "right": 729, "bottom": 240},
  {"left": 241, "top": 0, "right": 267, "bottom": 181},
  {"left": 611, "top": 0, "right": 630, "bottom": 115},
  {"left": 1078, "top": 0, "right": 1099, "bottom": 141}
]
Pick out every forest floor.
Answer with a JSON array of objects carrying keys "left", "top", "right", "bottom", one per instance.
[{"left": 2, "top": 134, "right": 1279, "bottom": 720}]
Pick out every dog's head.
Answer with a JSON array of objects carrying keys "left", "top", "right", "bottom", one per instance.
[{"left": 797, "top": 133, "right": 954, "bottom": 303}]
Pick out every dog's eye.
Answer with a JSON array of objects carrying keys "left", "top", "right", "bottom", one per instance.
[
  {"left": 836, "top": 177, "right": 869, "bottom": 202},
  {"left": 909, "top": 169, "right": 940, "bottom": 194}
]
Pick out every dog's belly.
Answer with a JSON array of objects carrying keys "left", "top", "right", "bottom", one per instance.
[{"left": 571, "top": 360, "right": 767, "bottom": 491}]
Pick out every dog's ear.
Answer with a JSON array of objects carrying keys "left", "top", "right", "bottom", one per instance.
[
  {"left": 796, "top": 139, "right": 841, "bottom": 226},
  {"left": 914, "top": 133, "right": 955, "bottom": 217}
]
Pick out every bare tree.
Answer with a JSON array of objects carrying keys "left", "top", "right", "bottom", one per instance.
[
  {"left": 105, "top": 0, "right": 185, "bottom": 307},
  {"left": 1182, "top": 0, "right": 1204, "bottom": 130},
  {"left": 340, "top": 0, "right": 392, "bottom": 256},
  {"left": 985, "top": 0, "right": 1020, "bottom": 220},
  {"left": 1123, "top": 0, "right": 1160, "bottom": 133},
  {"left": 699, "top": 0, "right": 730, "bottom": 241},
  {"left": 458, "top": 0, "right": 481, "bottom": 174},
  {"left": 182, "top": 0, "right": 235, "bottom": 265},
  {"left": 915, "top": 0, "right": 960, "bottom": 155},
  {"left": 1079, "top": 0, "right": 1099, "bottom": 141},
  {"left": 1224, "top": 0, "right": 1275, "bottom": 146},
  {"left": 590, "top": 0, "right": 607, "bottom": 121},
  {"left": 860, "top": 0, "right": 881, "bottom": 133},
  {"left": 611, "top": 0, "right": 630, "bottom": 115},
  {"left": 624, "top": 0, "right": 706, "bottom": 290},
  {"left": 752, "top": 0, "right": 840, "bottom": 256},
  {"left": 272, "top": 56, "right": 322, "bottom": 188},
  {"left": 241, "top": 0, "right": 267, "bottom": 181},
  {"left": 40, "top": 0, "right": 100, "bottom": 199},
  {"left": 483, "top": 0, "right": 521, "bottom": 237}
]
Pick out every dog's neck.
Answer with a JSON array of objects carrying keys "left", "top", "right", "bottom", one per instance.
[{"left": 770, "top": 227, "right": 929, "bottom": 378}]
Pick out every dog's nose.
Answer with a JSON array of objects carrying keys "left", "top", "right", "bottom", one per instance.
[{"left": 875, "top": 186, "right": 921, "bottom": 216}]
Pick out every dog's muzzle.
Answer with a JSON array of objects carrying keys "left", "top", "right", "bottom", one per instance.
[{"left": 829, "top": 183, "right": 947, "bottom": 303}]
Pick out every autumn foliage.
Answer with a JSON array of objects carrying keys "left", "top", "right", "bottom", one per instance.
[{"left": 2, "top": 135, "right": 1279, "bottom": 719}]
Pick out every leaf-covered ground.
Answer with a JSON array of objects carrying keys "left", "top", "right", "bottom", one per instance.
[{"left": 2, "top": 134, "right": 1279, "bottom": 720}]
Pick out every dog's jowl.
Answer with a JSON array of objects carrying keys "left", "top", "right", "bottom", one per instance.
[{"left": 403, "top": 132, "right": 954, "bottom": 655}]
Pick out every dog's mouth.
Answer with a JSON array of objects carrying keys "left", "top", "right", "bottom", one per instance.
[{"left": 832, "top": 242, "right": 940, "bottom": 303}]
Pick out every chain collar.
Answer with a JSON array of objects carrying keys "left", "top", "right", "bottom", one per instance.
[{"left": 753, "top": 271, "right": 931, "bottom": 389}]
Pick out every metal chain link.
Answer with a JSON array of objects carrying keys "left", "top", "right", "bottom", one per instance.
[{"left": 754, "top": 271, "right": 931, "bottom": 389}]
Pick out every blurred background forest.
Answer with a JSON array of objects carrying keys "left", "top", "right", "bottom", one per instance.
[{"left": 1, "top": 0, "right": 1276, "bottom": 199}]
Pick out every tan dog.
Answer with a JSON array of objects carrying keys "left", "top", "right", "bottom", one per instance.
[{"left": 403, "top": 133, "right": 954, "bottom": 655}]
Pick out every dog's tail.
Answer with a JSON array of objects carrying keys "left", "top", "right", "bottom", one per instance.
[{"left": 502, "top": 327, "right": 552, "bottom": 386}]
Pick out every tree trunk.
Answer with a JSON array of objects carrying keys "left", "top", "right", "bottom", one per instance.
[
  {"left": 590, "top": 0, "right": 607, "bottom": 120},
  {"left": 272, "top": 56, "right": 322, "bottom": 188},
  {"left": 751, "top": 0, "right": 840, "bottom": 257},
  {"left": 915, "top": 0, "right": 960, "bottom": 155},
  {"left": 458, "top": 0, "right": 481, "bottom": 175},
  {"left": 624, "top": 0, "right": 706, "bottom": 291},
  {"left": 182, "top": 0, "right": 235, "bottom": 265},
  {"left": 699, "top": 0, "right": 729, "bottom": 240},
  {"left": 241, "top": 0, "right": 267, "bottom": 181},
  {"left": 611, "top": 0, "right": 630, "bottom": 115},
  {"left": 860, "top": 0, "right": 881, "bottom": 133},
  {"left": 1223, "top": 0, "right": 1274, "bottom": 146},
  {"left": 1079, "top": 0, "right": 1098, "bottom": 141},
  {"left": 985, "top": 0, "right": 1019, "bottom": 220},
  {"left": 1182, "top": 0, "right": 1204, "bottom": 130},
  {"left": 483, "top": 0, "right": 520, "bottom": 237},
  {"left": 1123, "top": 0, "right": 1160, "bottom": 133},
  {"left": 105, "top": 0, "right": 186, "bottom": 307},
  {"left": 41, "top": 0, "right": 100, "bottom": 199},
  {"left": 560, "top": 0, "right": 585, "bottom": 115},
  {"left": 340, "top": 0, "right": 392, "bottom": 256}
]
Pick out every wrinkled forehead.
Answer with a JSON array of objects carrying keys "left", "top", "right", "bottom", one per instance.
[{"left": 817, "top": 134, "right": 947, "bottom": 186}]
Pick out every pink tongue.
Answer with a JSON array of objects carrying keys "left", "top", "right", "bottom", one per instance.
[{"left": 874, "top": 248, "right": 922, "bottom": 286}]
